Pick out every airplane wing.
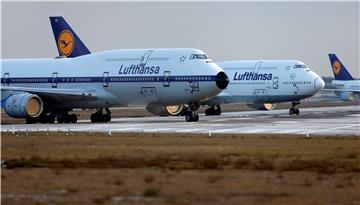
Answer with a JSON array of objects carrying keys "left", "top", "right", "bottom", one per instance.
[
  {"left": 322, "top": 88, "right": 360, "bottom": 93},
  {"left": 324, "top": 83, "right": 345, "bottom": 89},
  {"left": 1, "top": 86, "right": 98, "bottom": 102}
]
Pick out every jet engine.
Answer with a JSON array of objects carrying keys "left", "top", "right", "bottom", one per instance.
[
  {"left": 246, "top": 103, "right": 276, "bottom": 111},
  {"left": 3, "top": 93, "right": 43, "bottom": 118},
  {"left": 146, "top": 104, "right": 184, "bottom": 116},
  {"left": 339, "top": 92, "right": 355, "bottom": 102}
]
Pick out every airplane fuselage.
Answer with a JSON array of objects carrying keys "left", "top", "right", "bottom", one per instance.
[{"left": 1, "top": 48, "right": 226, "bottom": 110}]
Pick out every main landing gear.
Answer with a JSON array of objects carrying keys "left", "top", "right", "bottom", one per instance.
[
  {"left": 205, "top": 105, "right": 221, "bottom": 116},
  {"left": 185, "top": 102, "right": 200, "bottom": 122},
  {"left": 90, "top": 108, "right": 111, "bottom": 123},
  {"left": 56, "top": 112, "right": 78, "bottom": 123},
  {"left": 289, "top": 101, "right": 300, "bottom": 115},
  {"left": 26, "top": 112, "right": 56, "bottom": 124}
]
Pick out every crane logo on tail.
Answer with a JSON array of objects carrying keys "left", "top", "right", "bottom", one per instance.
[
  {"left": 58, "top": 30, "right": 74, "bottom": 56},
  {"left": 332, "top": 60, "right": 341, "bottom": 75}
]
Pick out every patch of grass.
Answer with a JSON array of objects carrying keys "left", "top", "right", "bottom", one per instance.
[
  {"left": 144, "top": 174, "right": 155, "bottom": 183},
  {"left": 234, "top": 158, "right": 252, "bottom": 169},
  {"left": 67, "top": 188, "right": 79, "bottom": 194},
  {"left": 201, "top": 158, "right": 221, "bottom": 169},
  {"left": 114, "top": 179, "right": 124, "bottom": 186},
  {"left": 253, "top": 159, "right": 274, "bottom": 170},
  {"left": 303, "top": 178, "right": 313, "bottom": 187},
  {"left": 143, "top": 187, "right": 160, "bottom": 197},
  {"left": 207, "top": 175, "right": 223, "bottom": 184},
  {"left": 93, "top": 195, "right": 111, "bottom": 204}
]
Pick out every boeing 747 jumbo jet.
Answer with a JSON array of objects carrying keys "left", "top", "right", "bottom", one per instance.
[
  {"left": 323, "top": 54, "right": 359, "bottom": 101},
  {"left": 0, "top": 17, "right": 229, "bottom": 123},
  {"left": 50, "top": 17, "right": 324, "bottom": 117}
]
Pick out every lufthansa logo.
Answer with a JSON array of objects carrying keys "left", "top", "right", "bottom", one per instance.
[
  {"left": 58, "top": 30, "right": 74, "bottom": 56},
  {"left": 332, "top": 61, "right": 341, "bottom": 75}
]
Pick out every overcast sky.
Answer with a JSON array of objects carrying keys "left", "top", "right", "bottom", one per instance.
[{"left": 1, "top": 1, "right": 359, "bottom": 77}]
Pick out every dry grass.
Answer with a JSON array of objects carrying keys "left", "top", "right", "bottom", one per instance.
[
  {"left": 1, "top": 132, "right": 360, "bottom": 205},
  {"left": 2, "top": 132, "right": 359, "bottom": 173}
]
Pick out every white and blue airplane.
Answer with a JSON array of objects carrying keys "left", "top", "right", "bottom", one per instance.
[
  {"left": 0, "top": 17, "right": 229, "bottom": 123},
  {"left": 50, "top": 17, "right": 324, "bottom": 117},
  {"left": 322, "top": 54, "right": 360, "bottom": 101},
  {"left": 201, "top": 60, "right": 325, "bottom": 116}
]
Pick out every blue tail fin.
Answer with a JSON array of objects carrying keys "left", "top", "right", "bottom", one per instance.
[
  {"left": 50, "top": 16, "right": 91, "bottom": 58},
  {"left": 328, "top": 54, "right": 354, "bottom": 80}
]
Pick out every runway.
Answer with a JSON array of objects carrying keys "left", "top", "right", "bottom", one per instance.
[{"left": 1, "top": 106, "right": 360, "bottom": 136}]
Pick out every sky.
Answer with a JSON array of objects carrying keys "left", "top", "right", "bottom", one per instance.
[{"left": 1, "top": 1, "right": 359, "bottom": 77}]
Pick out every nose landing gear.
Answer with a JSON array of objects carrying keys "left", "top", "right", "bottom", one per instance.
[{"left": 289, "top": 101, "right": 300, "bottom": 115}]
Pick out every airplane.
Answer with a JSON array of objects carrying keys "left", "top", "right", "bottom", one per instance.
[
  {"left": 50, "top": 17, "right": 325, "bottom": 117},
  {"left": 322, "top": 54, "right": 360, "bottom": 101},
  {"left": 0, "top": 16, "right": 229, "bottom": 124},
  {"left": 201, "top": 60, "right": 325, "bottom": 116}
]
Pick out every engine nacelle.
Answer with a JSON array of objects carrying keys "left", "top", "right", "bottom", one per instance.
[
  {"left": 339, "top": 92, "right": 355, "bottom": 102},
  {"left": 246, "top": 103, "right": 276, "bottom": 111},
  {"left": 146, "top": 104, "right": 184, "bottom": 116},
  {"left": 3, "top": 93, "right": 43, "bottom": 118}
]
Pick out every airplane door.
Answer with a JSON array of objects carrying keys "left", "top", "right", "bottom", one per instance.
[
  {"left": 190, "top": 82, "right": 199, "bottom": 92},
  {"left": 272, "top": 77, "right": 279, "bottom": 89},
  {"left": 52, "top": 72, "right": 58, "bottom": 88},
  {"left": 254, "top": 89, "right": 269, "bottom": 102},
  {"left": 140, "top": 87, "right": 161, "bottom": 104},
  {"left": 253, "top": 61, "right": 263, "bottom": 73},
  {"left": 3, "top": 73, "right": 9, "bottom": 85},
  {"left": 140, "top": 50, "right": 154, "bottom": 67},
  {"left": 163, "top": 71, "right": 170, "bottom": 87},
  {"left": 103, "top": 72, "right": 109, "bottom": 87}
]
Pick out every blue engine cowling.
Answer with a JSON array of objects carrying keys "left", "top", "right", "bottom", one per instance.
[{"left": 3, "top": 93, "right": 43, "bottom": 118}]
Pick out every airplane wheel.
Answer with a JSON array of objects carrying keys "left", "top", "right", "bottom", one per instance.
[
  {"left": 289, "top": 108, "right": 296, "bottom": 115},
  {"left": 70, "top": 114, "right": 78, "bottom": 123},
  {"left": 193, "top": 114, "right": 199, "bottom": 122},
  {"left": 294, "top": 108, "right": 300, "bottom": 115},
  {"left": 91, "top": 113, "right": 100, "bottom": 123},
  {"left": 26, "top": 118, "right": 36, "bottom": 124},
  {"left": 57, "top": 114, "right": 70, "bottom": 123},
  {"left": 215, "top": 106, "right": 221, "bottom": 116},
  {"left": 57, "top": 116, "right": 64, "bottom": 123},
  {"left": 186, "top": 114, "right": 192, "bottom": 122},
  {"left": 104, "top": 114, "right": 111, "bottom": 122},
  {"left": 205, "top": 108, "right": 214, "bottom": 116},
  {"left": 63, "top": 116, "right": 70, "bottom": 124},
  {"left": 185, "top": 111, "right": 199, "bottom": 122},
  {"left": 48, "top": 115, "right": 56, "bottom": 124}
]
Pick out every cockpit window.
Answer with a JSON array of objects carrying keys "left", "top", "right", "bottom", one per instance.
[
  {"left": 190, "top": 54, "right": 208, "bottom": 60},
  {"left": 293, "top": 64, "right": 307, "bottom": 68}
]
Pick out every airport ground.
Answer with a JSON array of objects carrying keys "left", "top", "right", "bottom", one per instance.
[
  {"left": 1, "top": 100, "right": 358, "bottom": 125},
  {"left": 1, "top": 132, "right": 360, "bottom": 205},
  {"left": 1, "top": 100, "right": 360, "bottom": 204}
]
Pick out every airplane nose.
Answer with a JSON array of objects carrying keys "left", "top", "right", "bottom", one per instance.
[
  {"left": 314, "top": 77, "right": 325, "bottom": 91},
  {"left": 215, "top": 71, "right": 229, "bottom": 89}
]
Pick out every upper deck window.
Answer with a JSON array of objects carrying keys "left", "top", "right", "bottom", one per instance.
[
  {"left": 190, "top": 54, "right": 208, "bottom": 60},
  {"left": 293, "top": 64, "right": 307, "bottom": 68}
]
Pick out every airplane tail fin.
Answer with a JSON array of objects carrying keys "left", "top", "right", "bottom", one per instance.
[
  {"left": 328, "top": 54, "right": 354, "bottom": 80},
  {"left": 50, "top": 16, "right": 91, "bottom": 58}
]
